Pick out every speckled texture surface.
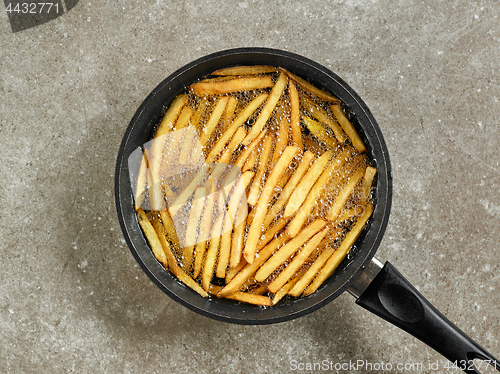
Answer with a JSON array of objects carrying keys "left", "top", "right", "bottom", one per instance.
[{"left": 1, "top": 1, "right": 499, "bottom": 373}]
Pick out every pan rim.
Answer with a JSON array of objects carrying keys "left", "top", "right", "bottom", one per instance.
[{"left": 114, "top": 47, "right": 392, "bottom": 325}]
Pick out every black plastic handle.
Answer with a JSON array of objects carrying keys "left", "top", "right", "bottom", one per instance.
[{"left": 356, "top": 261, "right": 500, "bottom": 373}]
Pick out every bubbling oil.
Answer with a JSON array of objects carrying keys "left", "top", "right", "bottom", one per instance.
[{"left": 138, "top": 66, "right": 375, "bottom": 305}]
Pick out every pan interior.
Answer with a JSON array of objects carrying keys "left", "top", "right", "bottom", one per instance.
[{"left": 115, "top": 47, "right": 392, "bottom": 324}]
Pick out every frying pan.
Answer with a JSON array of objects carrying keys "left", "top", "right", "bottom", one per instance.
[{"left": 115, "top": 47, "right": 499, "bottom": 373}]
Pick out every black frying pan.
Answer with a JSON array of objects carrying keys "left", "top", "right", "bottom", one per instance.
[{"left": 115, "top": 48, "right": 499, "bottom": 373}]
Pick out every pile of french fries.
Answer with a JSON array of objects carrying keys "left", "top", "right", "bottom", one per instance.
[{"left": 133, "top": 65, "right": 377, "bottom": 306}]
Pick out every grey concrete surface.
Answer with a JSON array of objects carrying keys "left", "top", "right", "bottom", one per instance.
[{"left": 1, "top": 1, "right": 499, "bottom": 373}]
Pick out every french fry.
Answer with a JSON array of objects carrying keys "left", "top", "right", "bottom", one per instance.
[
  {"left": 134, "top": 149, "right": 149, "bottom": 209},
  {"left": 199, "top": 96, "right": 230, "bottom": 146},
  {"left": 216, "top": 126, "right": 247, "bottom": 165},
  {"left": 190, "top": 76, "right": 274, "bottom": 96},
  {"left": 216, "top": 171, "right": 254, "bottom": 278},
  {"left": 177, "top": 267, "right": 209, "bottom": 297},
  {"left": 191, "top": 97, "right": 208, "bottom": 130},
  {"left": 259, "top": 216, "right": 290, "bottom": 248},
  {"left": 268, "top": 227, "right": 331, "bottom": 294},
  {"left": 254, "top": 219, "right": 327, "bottom": 282},
  {"left": 224, "top": 96, "right": 238, "bottom": 124},
  {"left": 336, "top": 205, "right": 364, "bottom": 224},
  {"left": 211, "top": 65, "right": 277, "bottom": 76},
  {"left": 330, "top": 104, "right": 366, "bottom": 153},
  {"left": 224, "top": 292, "right": 272, "bottom": 307},
  {"left": 304, "top": 204, "right": 373, "bottom": 296},
  {"left": 327, "top": 165, "right": 366, "bottom": 221},
  {"left": 302, "top": 116, "right": 338, "bottom": 149},
  {"left": 288, "top": 245, "right": 335, "bottom": 297},
  {"left": 362, "top": 166, "right": 377, "bottom": 201},
  {"left": 262, "top": 150, "right": 315, "bottom": 228},
  {"left": 201, "top": 203, "right": 224, "bottom": 291},
  {"left": 271, "top": 271, "right": 302, "bottom": 305},
  {"left": 282, "top": 69, "right": 341, "bottom": 103},
  {"left": 272, "top": 116, "right": 290, "bottom": 167},
  {"left": 168, "top": 164, "right": 210, "bottom": 218},
  {"left": 217, "top": 234, "right": 290, "bottom": 298},
  {"left": 302, "top": 96, "right": 346, "bottom": 142},
  {"left": 151, "top": 216, "right": 179, "bottom": 277},
  {"left": 230, "top": 215, "right": 247, "bottom": 269},
  {"left": 244, "top": 146, "right": 300, "bottom": 263},
  {"left": 288, "top": 80, "right": 303, "bottom": 148},
  {"left": 284, "top": 150, "right": 332, "bottom": 217},
  {"left": 226, "top": 258, "right": 247, "bottom": 283},
  {"left": 136, "top": 209, "right": 168, "bottom": 267},
  {"left": 182, "top": 187, "right": 207, "bottom": 270},
  {"left": 173, "top": 106, "right": 194, "bottom": 130},
  {"left": 192, "top": 190, "right": 218, "bottom": 278},
  {"left": 247, "top": 134, "right": 274, "bottom": 206},
  {"left": 148, "top": 95, "right": 189, "bottom": 184},
  {"left": 205, "top": 93, "right": 268, "bottom": 164},
  {"left": 243, "top": 72, "right": 288, "bottom": 145},
  {"left": 242, "top": 146, "right": 258, "bottom": 172},
  {"left": 156, "top": 94, "right": 189, "bottom": 137},
  {"left": 233, "top": 129, "right": 267, "bottom": 169},
  {"left": 286, "top": 148, "right": 351, "bottom": 236}
]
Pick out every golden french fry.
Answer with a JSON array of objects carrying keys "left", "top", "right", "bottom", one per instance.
[
  {"left": 288, "top": 80, "right": 303, "bottom": 148},
  {"left": 288, "top": 246, "right": 335, "bottom": 297},
  {"left": 282, "top": 69, "right": 340, "bottom": 103},
  {"left": 151, "top": 216, "right": 179, "bottom": 277},
  {"left": 330, "top": 104, "right": 366, "bottom": 153},
  {"left": 226, "top": 258, "right": 247, "bottom": 283},
  {"left": 168, "top": 164, "right": 210, "bottom": 217},
  {"left": 216, "top": 171, "right": 254, "bottom": 278},
  {"left": 284, "top": 150, "right": 332, "bottom": 217},
  {"left": 259, "top": 216, "right": 290, "bottom": 248},
  {"left": 244, "top": 146, "right": 300, "bottom": 263},
  {"left": 272, "top": 116, "right": 290, "bottom": 167},
  {"left": 262, "top": 151, "right": 315, "bottom": 228},
  {"left": 216, "top": 127, "right": 247, "bottom": 165},
  {"left": 302, "top": 116, "right": 338, "bottom": 149},
  {"left": 173, "top": 106, "right": 194, "bottom": 130},
  {"left": 336, "top": 205, "right": 364, "bottom": 224},
  {"left": 242, "top": 146, "right": 258, "bottom": 172},
  {"left": 224, "top": 292, "right": 272, "bottom": 307},
  {"left": 217, "top": 234, "right": 290, "bottom": 298},
  {"left": 304, "top": 204, "right": 373, "bottom": 296},
  {"left": 362, "top": 166, "right": 377, "bottom": 201},
  {"left": 136, "top": 209, "right": 168, "bottom": 267},
  {"left": 148, "top": 95, "right": 189, "bottom": 185},
  {"left": 254, "top": 219, "right": 327, "bottom": 282},
  {"left": 177, "top": 267, "right": 209, "bottom": 297},
  {"left": 182, "top": 187, "right": 207, "bottom": 269},
  {"left": 286, "top": 148, "right": 351, "bottom": 237},
  {"left": 327, "top": 165, "right": 366, "bottom": 221},
  {"left": 156, "top": 94, "right": 189, "bottom": 137},
  {"left": 190, "top": 76, "right": 274, "bottom": 96},
  {"left": 233, "top": 129, "right": 267, "bottom": 169},
  {"left": 302, "top": 96, "right": 346, "bottom": 143},
  {"left": 206, "top": 93, "right": 268, "bottom": 163},
  {"left": 211, "top": 65, "right": 277, "bottom": 76},
  {"left": 230, "top": 216, "right": 247, "bottom": 269},
  {"left": 247, "top": 134, "right": 274, "bottom": 206},
  {"left": 243, "top": 72, "right": 288, "bottom": 145},
  {"left": 134, "top": 149, "right": 149, "bottom": 209},
  {"left": 224, "top": 96, "right": 238, "bottom": 124},
  {"left": 201, "top": 203, "right": 224, "bottom": 291},
  {"left": 268, "top": 227, "right": 330, "bottom": 294},
  {"left": 271, "top": 271, "right": 302, "bottom": 304},
  {"left": 192, "top": 190, "right": 218, "bottom": 278},
  {"left": 199, "top": 96, "right": 230, "bottom": 146},
  {"left": 190, "top": 97, "right": 208, "bottom": 130}
]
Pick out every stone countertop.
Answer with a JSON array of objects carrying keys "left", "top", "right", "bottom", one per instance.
[{"left": 1, "top": 1, "right": 499, "bottom": 373}]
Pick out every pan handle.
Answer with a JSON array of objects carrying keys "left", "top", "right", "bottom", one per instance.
[{"left": 350, "top": 260, "right": 500, "bottom": 374}]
